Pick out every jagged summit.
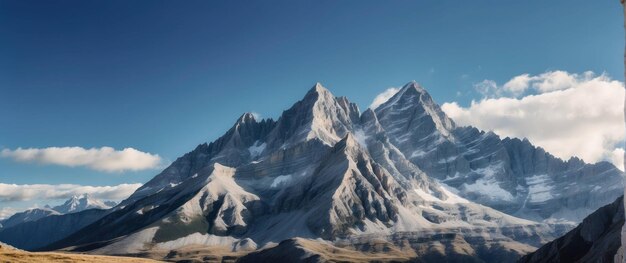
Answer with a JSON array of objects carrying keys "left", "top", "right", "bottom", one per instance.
[
  {"left": 403, "top": 80, "right": 425, "bottom": 91},
  {"left": 300, "top": 82, "right": 335, "bottom": 107},
  {"left": 380, "top": 81, "right": 455, "bottom": 130},
  {"left": 236, "top": 112, "right": 257, "bottom": 124},
  {"left": 265, "top": 82, "right": 359, "bottom": 148},
  {"left": 307, "top": 82, "right": 329, "bottom": 94}
]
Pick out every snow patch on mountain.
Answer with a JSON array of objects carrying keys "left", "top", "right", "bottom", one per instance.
[
  {"left": 353, "top": 129, "right": 369, "bottom": 147},
  {"left": 413, "top": 186, "right": 470, "bottom": 204},
  {"left": 270, "top": 175, "right": 292, "bottom": 188},
  {"left": 439, "top": 185, "right": 470, "bottom": 204},
  {"left": 248, "top": 141, "right": 266, "bottom": 158},
  {"left": 461, "top": 163, "right": 515, "bottom": 201},
  {"left": 526, "top": 174, "right": 554, "bottom": 203}
]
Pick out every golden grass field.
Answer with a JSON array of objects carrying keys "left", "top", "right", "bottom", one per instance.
[{"left": 0, "top": 243, "right": 161, "bottom": 263}]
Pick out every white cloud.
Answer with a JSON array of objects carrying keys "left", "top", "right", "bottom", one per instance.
[
  {"left": 0, "top": 207, "right": 18, "bottom": 220},
  {"left": 474, "top": 80, "right": 500, "bottom": 98},
  {"left": 442, "top": 71, "right": 625, "bottom": 170},
  {"left": 482, "top": 70, "right": 598, "bottom": 98},
  {"left": 370, "top": 87, "right": 400, "bottom": 109},
  {"left": 0, "top": 183, "right": 142, "bottom": 202},
  {"left": 610, "top": 148, "right": 625, "bottom": 171},
  {"left": 502, "top": 73, "right": 531, "bottom": 96},
  {"left": 1, "top": 146, "right": 163, "bottom": 172},
  {"left": 530, "top": 70, "right": 584, "bottom": 93}
]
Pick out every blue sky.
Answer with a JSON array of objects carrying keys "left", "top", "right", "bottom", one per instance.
[{"left": 0, "top": 0, "right": 623, "bottom": 213}]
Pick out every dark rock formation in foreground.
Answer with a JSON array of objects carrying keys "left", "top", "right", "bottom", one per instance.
[{"left": 519, "top": 196, "right": 624, "bottom": 263}]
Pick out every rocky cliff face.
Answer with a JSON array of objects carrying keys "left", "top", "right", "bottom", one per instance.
[
  {"left": 519, "top": 196, "right": 623, "bottom": 263},
  {"left": 2, "top": 82, "right": 622, "bottom": 262}
]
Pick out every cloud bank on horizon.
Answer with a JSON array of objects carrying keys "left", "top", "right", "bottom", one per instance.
[
  {"left": 1, "top": 146, "right": 164, "bottom": 172},
  {"left": 0, "top": 183, "right": 142, "bottom": 202},
  {"left": 440, "top": 70, "right": 625, "bottom": 170}
]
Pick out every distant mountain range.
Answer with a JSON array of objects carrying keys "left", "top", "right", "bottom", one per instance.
[
  {"left": 51, "top": 194, "right": 117, "bottom": 214},
  {"left": 0, "top": 194, "right": 115, "bottom": 229},
  {"left": 0, "top": 83, "right": 622, "bottom": 262}
]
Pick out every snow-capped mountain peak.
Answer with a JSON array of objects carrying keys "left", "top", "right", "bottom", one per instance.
[
  {"left": 377, "top": 81, "right": 456, "bottom": 134},
  {"left": 52, "top": 194, "right": 114, "bottom": 214},
  {"left": 235, "top": 112, "right": 257, "bottom": 125},
  {"left": 265, "top": 82, "right": 359, "bottom": 148}
]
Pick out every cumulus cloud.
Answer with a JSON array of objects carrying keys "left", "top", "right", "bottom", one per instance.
[
  {"left": 502, "top": 74, "right": 532, "bottom": 96},
  {"left": 529, "top": 70, "right": 589, "bottom": 93},
  {"left": 370, "top": 87, "right": 400, "bottom": 109},
  {"left": 490, "top": 71, "right": 597, "bottom": 98},
  {"left": 610, "top": 148, "right": 625, "bottom": 171},
  {"left": 1, "top": 146, "right": 163, "bottom": 172},
  {"left": 442, "top": 71, "right": 625, "bottom": 169},
  {"left": 474, "top": 80, "right": 500, "bottom": 98},
  {"left": 0, "top": 207, "right": 17, "bottom": 220},
  {"left": 0, "top": 183, "right": 142, "bottom": 202}
]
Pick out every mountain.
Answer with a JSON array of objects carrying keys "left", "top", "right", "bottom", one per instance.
[
  {"left": 3, "top": 82, "right": 622, "bottom": 262},
  {"left": 0, "top": 209, "right": 110, "bottom": 251},
  {"left": 51, "top": 194, "right": 116, "bottom": 214},
  {"left": 0, "top": 195, "right": 117, "bottom": 250},
  {"left": 0, "top": 194, "right": 116, "bottom": 230},
  {"left": 0, "top": 208, "right": 60, "bottom": 229},
  {"left": 373, "top": 82, "right": 623, "bottom": 223},
  {"left": 519, "top": 196, "right": 624, "bottom": 263}
]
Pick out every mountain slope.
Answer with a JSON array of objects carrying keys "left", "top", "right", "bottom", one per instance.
[
  {"left": 518, "top": 196, "right": 624, "bottom": 263},
  {"left": 0, "top": 208, "right": 60, "bottom": 229},
  {"left": 0, "top": 209, "right": 108, "bottom": 250},
  {"left": 0, "top": 195, "right": 118, "bottom": 250}
]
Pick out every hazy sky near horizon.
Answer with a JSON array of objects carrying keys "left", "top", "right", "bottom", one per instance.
[{"left": 0, "top": 0, "right": 624, "bottom": 214}]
